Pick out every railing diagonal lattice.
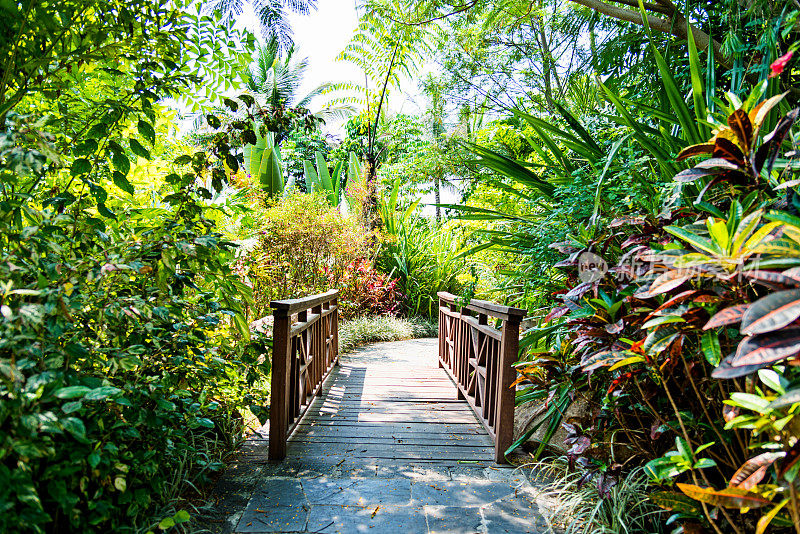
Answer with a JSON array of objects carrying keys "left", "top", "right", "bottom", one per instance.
[{"left": 438, "top": 292, "right": 525, "bottom": 463}]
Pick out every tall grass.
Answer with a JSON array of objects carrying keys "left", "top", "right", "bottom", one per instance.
[
  {"left": 377, "top": 177, "right": 471, "bottom": 317},
  {"left": 339, "top": 315, "right": 437, "bottom": 353},
  {"left": 527, "top": 460, "right": 668, "bottom": 534}
]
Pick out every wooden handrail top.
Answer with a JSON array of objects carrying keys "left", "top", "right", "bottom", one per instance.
[
  {"left": 437, "top": 291, "right": 526, "bottom": 321},
  {"left": 271, "top": 289, "right": 339, "bottom": 314}
]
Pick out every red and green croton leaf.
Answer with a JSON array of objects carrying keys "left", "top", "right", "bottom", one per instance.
[
  {"left": 729, "top": 452, "right": 785, "bottom": 490},
  {"left": 704, "top": 304, "right": 750, "bottom": 329},
  {"left": 740, "top": 289, "right": 800, "bottom": 335}
]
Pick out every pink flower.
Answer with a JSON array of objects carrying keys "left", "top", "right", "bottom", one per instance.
[{"left": 770, "top": 51, "right": 793, "bottom": 78}]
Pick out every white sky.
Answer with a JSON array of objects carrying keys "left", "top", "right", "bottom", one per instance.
[{"left": 237, "top": 0, "right": 428, "bottom": 129}]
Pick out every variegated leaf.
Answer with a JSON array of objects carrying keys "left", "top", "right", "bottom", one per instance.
[{"left": 741, "top": 289, "right": 800, "bottom": 335}]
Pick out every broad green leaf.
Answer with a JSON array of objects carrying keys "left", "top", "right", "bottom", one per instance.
[
  {"left": 701, "top": 331, "right": 722, "bottom": 366},
  {"left": 642, "top": 316, "right": 685, "bottom": 329},
  {"left": 729, "top": 392, "right": 770, "bottom": 412},
  {"left": 643, "top": 326, "right": 680, "bottom": 355},
  {"left": 138, "top": 120, "right": 156, "bottom": 145},
  {"left": 73, "top": 140, "right": 98, "bottom": 156},
  {"left": 693, "top": 458, "right": 717, "bottom": 469},
  {"left": 707, "top": 219, "right": 730, "bottom": 252},
  {"left": 55, "top": 386, "right": 90, "bottom": 399},
  {"left": 112, "top": 151, "right": 130, "bottom": 175},
  {"left": 62, "top": 417, "right": 88, "bottom": 443},
  {"left": 84, "top": 386, "right": 122, "bottom": 401},
  {"left": 70, "top": 158, "right": 91, "bottom": 176},
  {"left": 758, "top": 369, "right": 785, "bottom": 394},
  {"left": 303, "top": 160, "right": 319, "bottom": 192},
  {"left": 129, "top": 138, "right": 151, "bottom": 160},
  {"left": 62, "top": 401, "right": 82, "bottom": 413},
  {"left": 731, "top": 210, "right": 763, "bottom": 252},
  {"left": 664, "top": 226, "right": 719, "bottom": 255},
  {"left": 112, "top": 171, "right": 134, "bottom": 195}
]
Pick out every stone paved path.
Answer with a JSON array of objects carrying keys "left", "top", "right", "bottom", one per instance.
[{"left": 205, "top": 339, "right": 549, "bottom": 533}]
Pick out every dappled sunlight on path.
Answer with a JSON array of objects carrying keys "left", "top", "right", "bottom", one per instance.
[{"left": 203, "top": 339, "right": 549, "bottom": 533}]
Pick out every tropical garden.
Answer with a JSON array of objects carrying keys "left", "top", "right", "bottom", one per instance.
[{"left": 2, "top": 0, "right": 800, "bottom": 532}]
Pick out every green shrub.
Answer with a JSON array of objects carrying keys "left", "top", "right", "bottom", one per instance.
[
  {"left": 377, "top": 177, "right": 469, "bottom": 317},
  {"left": 339, "top": 316, "right": 437, "bottom": 353},
  {"left": 235, "top": 191, "right": 403, "bottom": 320},
  {"left": 0, "top": 188, "right": 267, "bottom": 533}
]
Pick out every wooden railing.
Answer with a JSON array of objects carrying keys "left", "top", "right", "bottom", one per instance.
[
  {"left": 437, "top": 291, "right": 525, "bottom": 463},
  {"left": 268, "top": 289, "right": 339, "bottom": 460}
]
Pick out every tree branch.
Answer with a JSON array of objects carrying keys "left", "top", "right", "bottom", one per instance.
[
  {"left": 567, "top": 0, "right": 728, "bottom": 69},
  {"left": 381, "top": 1, "right": 480, "bottom": 27}
]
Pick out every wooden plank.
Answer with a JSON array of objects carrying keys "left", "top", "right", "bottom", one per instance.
[
  {"left": 289, "top": 425, "right": 490, "bottom": 435},
  {"left": 270, "top": 289, "right": 338, "bottom": 314},
  {"left": 268, "top": 310, "right": 291, "bottom": 461},
  {"left": 302, "top": 414, "right": 481, "bottom": 423},
  {"left": 288, "top": 435, "right": 493, "bottom": 446},
  {"left": 284, "top": 444, "right": 495, "bottom": 460},
  {"left": 289, "top": 433, "right": 491, "bottom": 444}
]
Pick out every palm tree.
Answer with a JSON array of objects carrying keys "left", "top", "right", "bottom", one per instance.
[
  {"left": 206, "top": 0, "right": 316, "bottom": 48},
  {"left": 245, "top": 37, "right": 354, "bottom": 123}
]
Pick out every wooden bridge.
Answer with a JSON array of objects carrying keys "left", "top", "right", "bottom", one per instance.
[{"left": 207, "top": 291, "right": 549, "bottom": 534}]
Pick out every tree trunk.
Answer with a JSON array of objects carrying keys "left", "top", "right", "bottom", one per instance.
[{"left": 434, "top": 173, "right": 441, "bottom": 222}]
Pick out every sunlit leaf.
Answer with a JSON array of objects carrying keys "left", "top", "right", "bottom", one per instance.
[
  {"left": 676, "top": 483, "right": 771, "bottom": 509},
  {"left": 729, "top": 452, "right": 784, "bottom": 490}
]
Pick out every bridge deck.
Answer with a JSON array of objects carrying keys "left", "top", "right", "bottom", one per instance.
[{"left": 209, "top": 339, "right": 547, "bottom": 534}]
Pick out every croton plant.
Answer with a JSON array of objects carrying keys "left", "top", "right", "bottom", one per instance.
[{"left": 544, "top": 87, "right": 800, "bottom": 532}]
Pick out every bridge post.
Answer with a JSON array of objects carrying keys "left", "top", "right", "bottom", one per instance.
[
  {"left": 267, "top": 290, "right": 339, "bottom": 461},
  {"left": 269, "top": 308, "right": 291, "bottom": 461},
  {"left": 495, "top": 315, "right": 520, "bottom": 463}
]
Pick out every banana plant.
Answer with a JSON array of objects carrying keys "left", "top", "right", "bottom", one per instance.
[
  {"left": 302, "top": 151, "right": 362, "bottom": 213},
  {"left": 242, "top": 125, "right": 285, "bottom": 196}
]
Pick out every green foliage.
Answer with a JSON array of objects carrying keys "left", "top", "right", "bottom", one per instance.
[
  {"left": 377, "top": 177, "right": 472, "bottom": 317},
  {"left": 243, "top": 127, "right": 285, "bottom": 196},
  {"left": 338, "top": 315, "right": 437, "bottom": 353},
  {"left": 439, "top": 5, "right": 800, "bottom": 528},
  {"left": 530, "top": 461, "right": 668, "bottom": 533},
  {"left": 0, "top": 2, "right": 272, "bottom": 531},
  {"left": 303, "top": 151, "right": 363, "bottom": 212},
  {"left": 234, "top": 192, "right": 374, "bottom": 320},
  {"left": 0, "top": 181, "right": 267, "bottom": 533}
]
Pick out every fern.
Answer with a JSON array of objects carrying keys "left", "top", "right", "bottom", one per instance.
[{"left": 205, "top": 0, "right": 317, "bottom": 47}]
